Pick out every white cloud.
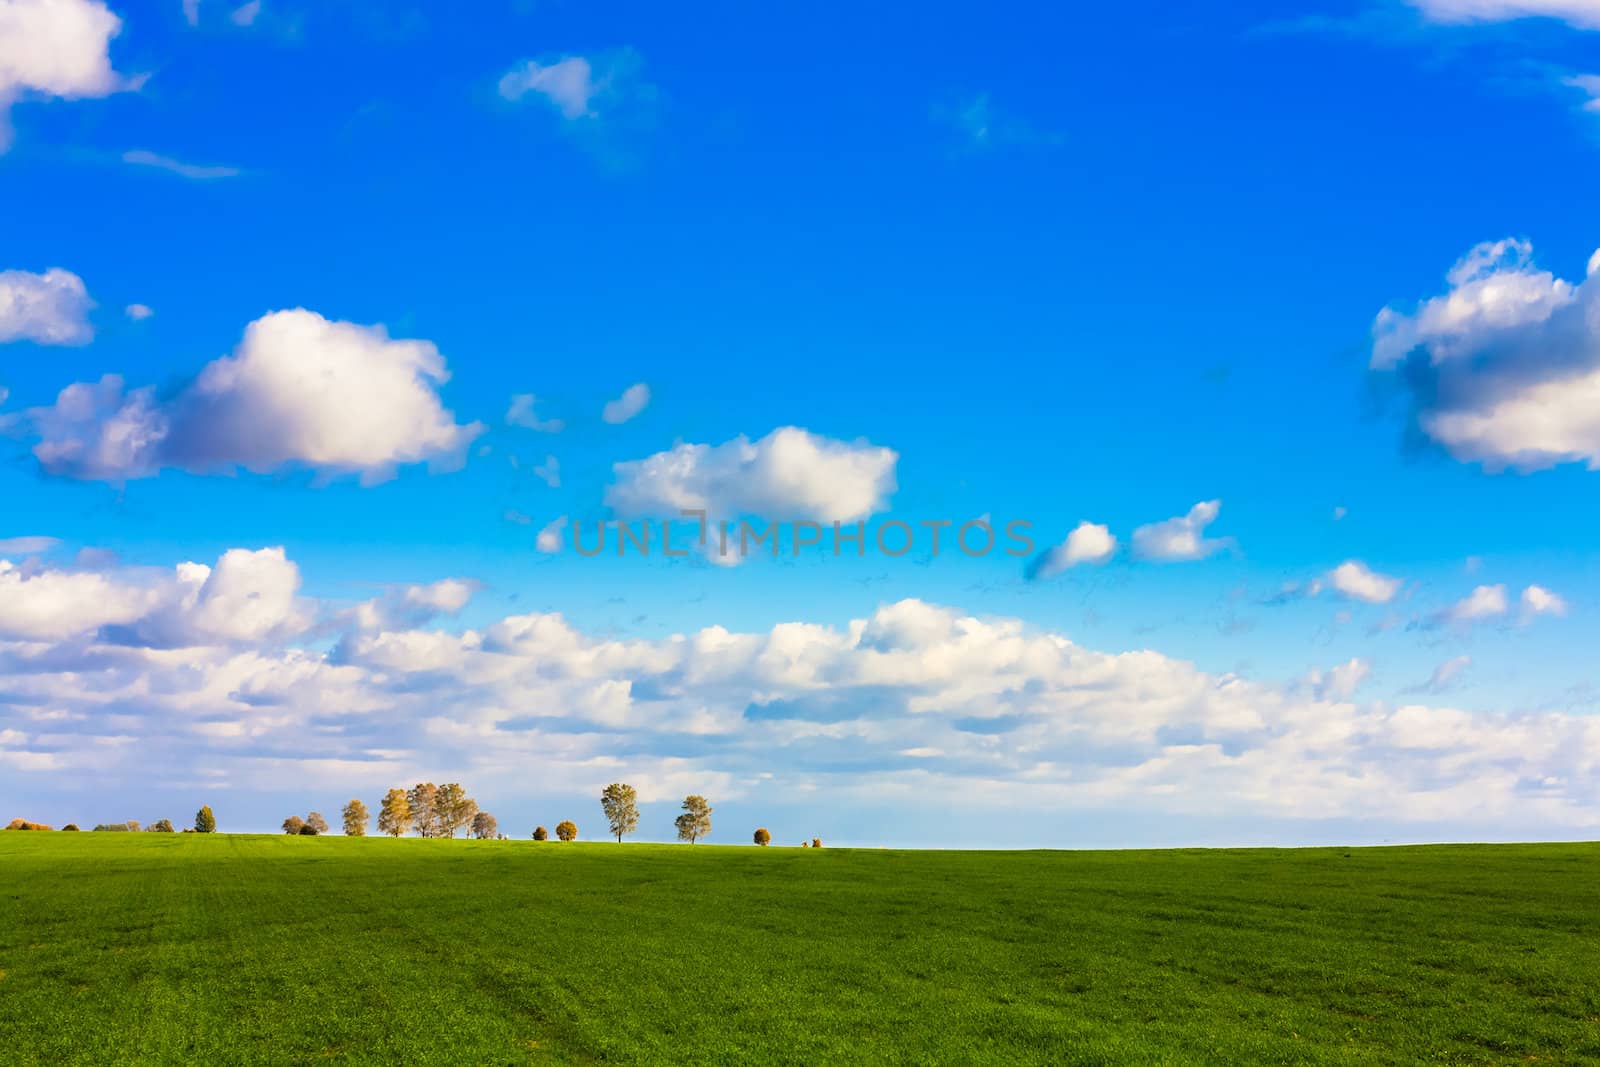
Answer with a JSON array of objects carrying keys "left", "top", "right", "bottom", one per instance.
[
  {"left": 1567, "top": 74, "right": 1600, "bottom": 112},
  {"left": 1521, "top": 584, "right": 1568, "bottom": 620},
  {"left": 1333, "top": 505, "right": 1348, "bottom": 521},
  {"left": 122, "top": 150, "right": 241, "bottom": 180},
  {"left": 124, "top": 303, "right": 153, "bottom": 321},
  {"left": 183, "top": 0, "right": 201, "bottom": 26},
  {"left": 1409, "top": 0, "right": 1600, "bottom": 28},
  {"left": 1437, "top": 583, "right": 1509, "bottom": 626},
  {"left": 1327, "top": 560, "right": 1403, "bottom": 603},
  {"left": 536, "top": 515, "right": 568, "bottom": 553},
  {"left": 0, "top": 0, "right": 130, "bottom": 152},
  {"left": 1373, "top": 239, "right": 1600, "bottom": 472},
  {"left": 30, "top": 308, "right": 484, "bottom": 484},
  {"left": 506, "top": 394, "right": 564, "bottom": 433},
  {"left": 606, "top": 426, "right": 898, "bottom": 523},
  {"left": 1305, "top": 657, "right": 1370, "bottom": 700},
  {"left": 5, "top": 548, "right": 1600, "bottom": 833},
  {"left": 231, "top": 0, "right": 259, "bottom": 26},
  {"left": 1028, "top": 521, "right": 1116, "bottom": 579},
  {"left": 533, "top": 454, "right": 560, "bottom": 488},
  {"left": 1130, "top": 500, "right": 1229, "bottom": 561},
  {"left": 498, "top": 56, "right": 601, "bottom": 119},
  {"left": 0, "top": 268, "right": 93, "bottom": 345},
  {"left": 601, "top": 382, "right": 650, "bottom": 424}
]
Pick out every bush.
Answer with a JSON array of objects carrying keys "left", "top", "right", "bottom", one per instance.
[
  {"left": 555, "top": 820, "right": 577, "bottom": 842},
  {"left": 62, "top": 823, "right": 80, "bottom": 832},
  {"left": 298, "top": 823, "right": 320, "bottom": 836},
  {"left": 532, "top": 826, "right": 549, "bottom": 841},
  {"left": 147, "top": 819, "right": 175, "bottom": 833},
  {"left": 4, "top": 818, "right": 52, "bottom": 831},
  {"left": 753, "top": 827, "right": 771, "bottom": 846},
  {"left": 812, "top": 838, "right": 822, "bottom": 849},
  {"left": 93, "top": 822, "right": 135, "bottom": 832}
]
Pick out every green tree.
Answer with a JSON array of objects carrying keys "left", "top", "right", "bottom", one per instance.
[
  {"left": 556, "top": 820, "right": 578, "bottom": 842},
  {"left": 600, "top": 783, "right": 639, "bottom": 843},
  {"left": 378, "top": 789, "right": 412, "bottom": 837},
  {"left": 342, "top": 799, "right": 369, "bottom": 837},
  {"left": 305, "top": 811, "right": 329, "bottom": 835},
  {"left": 674, "top": 795, "right": 712, "bottom": 844},
  {"left": 194, "top": 805, "right": 216, "bottom": 833},
  {"left": 408, "top": 783, "right": 439, "bottom": 838},
  {"left": 753, "top": 827, "right": 771, "bottom": 846},
  {"left": 435, "top": 783, "right": 476, "bottom": 839},
  {"left": 471, "top": 811, "right": 498, "bottom": 839},
  {"left": 282, "top": 815, "right": 305, "bottom": 835},
  {"left": 532, "top": 825, "right": 549, "bottom": 841}
]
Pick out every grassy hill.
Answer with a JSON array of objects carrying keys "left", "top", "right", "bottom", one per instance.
[{"left": 1, "top": 835, "right": 1596, "bottom": 1064}]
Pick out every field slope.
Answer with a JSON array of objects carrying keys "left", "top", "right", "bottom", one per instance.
[{"left": 1, "top": 836, "right": 1596, "bottom": 1064}]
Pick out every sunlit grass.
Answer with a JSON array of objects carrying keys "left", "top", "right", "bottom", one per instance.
[{"left": 1, "top": 835, "right": 1596, "bottom": 1063}]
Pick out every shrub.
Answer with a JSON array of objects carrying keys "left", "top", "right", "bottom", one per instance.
[
  {"left": 556, "top": 820, "right": 578, "bottom": 842},
  {"left": 298, "top": 823, "right": 320, "bottom": 836},
  {"left": 532, "top": 826, "right": 549, "bottom": 841},
  {"left": 62, "top": 823, "right": 80, "bottom": 831},
  {"left": 4, "top": 818, "right": 52, "bottom": 831},
  {"left": 194, "top": 805, "right": 216, "bottom": 833},
  {"left": 812, "top": 838, "right": 822, "bottom": 849},
  {"left": 147, "top": 819, "right": 175, "bottom": 833},
  {"left": 753, "top": 827, "right": 771, "bottom": 846},
  {"left": 93, "top": 822, "right": 134, "bottom": 832}
]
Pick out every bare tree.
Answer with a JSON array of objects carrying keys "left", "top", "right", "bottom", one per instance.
[
  {"left": 674, "top": 795, "right": 712, "bottom": 844},
  {"left": 600, "top": 783, "right": 639, "bottom": 843}
]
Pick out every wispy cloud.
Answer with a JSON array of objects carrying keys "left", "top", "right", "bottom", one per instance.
[
  {"left": 122, "top": 150, "right": 242, "bottom": 180},
  {"left": 933, "top": 93, "right": 1062, "bottom": 152}
]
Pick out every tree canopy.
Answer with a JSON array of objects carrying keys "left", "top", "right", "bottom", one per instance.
[
  {"left": 377, "top": 789, "right": 412, "bottom": 837},
  {"left": 194, "top": 805, "right": 216, "bottom": 833},
  {"left": 600, "top": 783, "right": 639, "bottom": 843},
  {"left": 342, "top": 799, "right": 369, "bottom": 837},
  {"left": 674, "top": 795, "right": 712, "bottom": 844}
]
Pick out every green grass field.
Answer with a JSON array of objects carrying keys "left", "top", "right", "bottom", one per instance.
[{"left": 1, "top": 835, "right": 1596, "bottom": 1064}]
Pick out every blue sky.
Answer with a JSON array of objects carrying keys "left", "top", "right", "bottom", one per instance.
[{"left": 2, "top": 0, "right": 1600, "bottom": 844}]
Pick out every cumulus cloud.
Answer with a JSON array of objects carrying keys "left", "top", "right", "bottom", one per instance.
[
  {"left": 1436, "top": 583, "right": 1510, "bottom": 626},
  {"left": 0, "top": 268, "right": 93, "bottom": 345},
  {"left": 1327, "top": 560, "right": 1403, "bottom": 604},
  {"left": 29, "top": 309, "right": 484, "bottom": 484},
  {"left": 1408, "top": 0, "right": 1600, "bottom": 28},
  {"left": 1520, "top": 584, "right": 1568, "bottom": 620},
  {"left": 601, "top": 382, "right": 650, "bottom": 424},
  {"left": 1027, "top": 521, "right": 1116, "bottom": 579},
  {"left": 4, "top": 547, "right": 1599, "bottom": 834},
  {"left": 1372, "top": 239, "right": 1600, "bottom": 471},
  {"left": 122, "top": 150, "right": 241, "bottom": 180},
  {"left": 1305, "top": 657, "right": 1370, "bottom": 700},
  {"left": 1131, "top": 500, "right": 1229, "bottom": 561},
  {"left": 1568, "top": 74, "right": 1600, "bottom": 112},
  {"left": 0, "top": 0, "right": 131, "bottom": 151},
  {"left": 606, "top": 427, "right": 899, "bottom": 523},
  {"left": 124, "top": 303, "right": 153, "bottom": 321}
]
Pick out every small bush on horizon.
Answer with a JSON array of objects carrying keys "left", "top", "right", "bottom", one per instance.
[
  {"left": 147, "top": 819, "right": 175, "bottom": 833},
  {"left": 298, "top": 824, "right": 320, "bottom": 836},
  {"left": 532, "top": 826, "right": 548, "bottom": 841},
  {"left": 556, "top": 820, "right": 577, "bottom": 842},
  {"left": 4, "top": 818, "right": 53, "bottom": 831},
  {"left": 753, "top": 828, "right": 771, "bottom": 846}
]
